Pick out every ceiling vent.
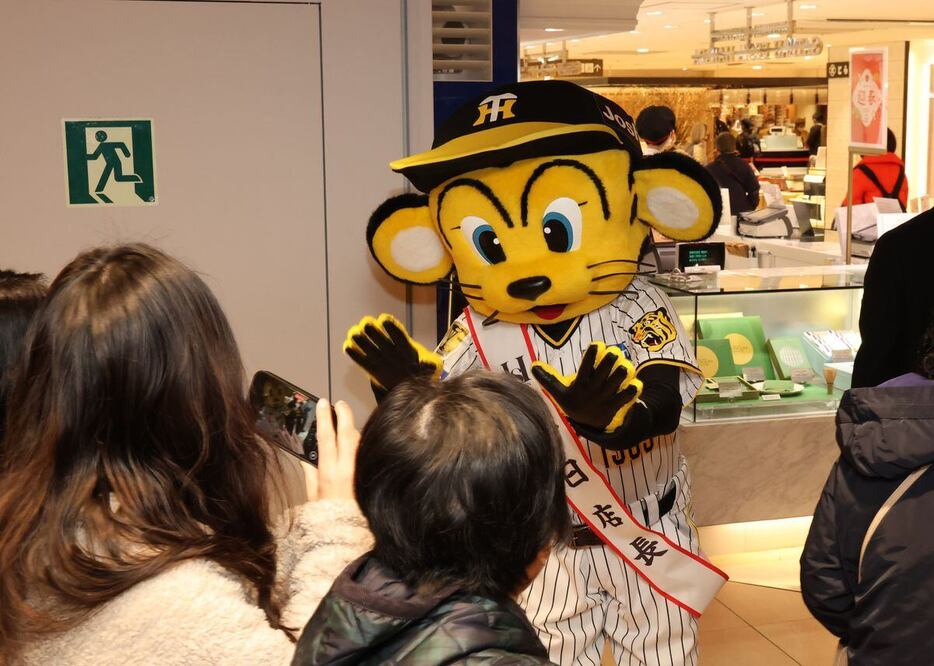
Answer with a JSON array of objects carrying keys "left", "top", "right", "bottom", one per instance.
[{"left": 433, "top": 1, "right": 492, "bottom": 82}]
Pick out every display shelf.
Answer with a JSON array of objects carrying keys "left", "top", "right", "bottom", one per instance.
[
  {"left": 653, "top": 264, "right": 864, "bottom": 295},
  {"left": 652, "top": 265, "right": 865, "bottom": 423},
  {"left": 691, "top": 384, "right": 844, "bottom": 422}
]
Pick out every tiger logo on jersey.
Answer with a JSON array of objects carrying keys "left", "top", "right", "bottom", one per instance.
[{"left": 629, "top": 308, "right": 677, "bottom": 352}]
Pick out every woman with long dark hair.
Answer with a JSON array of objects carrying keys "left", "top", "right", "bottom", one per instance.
[{"left": 0, "top": 244, "right": 369, "bottom": 664}]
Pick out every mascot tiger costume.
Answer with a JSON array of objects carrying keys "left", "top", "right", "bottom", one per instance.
[{"left": 345, "top": 81, "right": 727, "bottom": 665}]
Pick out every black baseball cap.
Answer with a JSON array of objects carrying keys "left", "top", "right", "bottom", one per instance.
[
  {"left": 635, "top": 106, "right": 676, "bottom": 144},
  {"left": 391, "top": 80, "right": 642, "bottom": 193}
]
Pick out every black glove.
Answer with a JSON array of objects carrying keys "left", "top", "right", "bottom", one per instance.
[
  {"left": 344, "top": 314, "right": 442, "bottom": 398},
  {"left": 531, "top": 342, "right": 643, "bottom": 434}
]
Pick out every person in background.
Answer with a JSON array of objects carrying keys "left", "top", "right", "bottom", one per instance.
[
  {"left": 0, "top": 244, "right": 370, "bottom": 665},
  {"left": 706, "top": 132, "right": 760, "bottom": 214},
  {"left": 842, "top": 129, "right": 908, "bottom": 211},
  {"left": 0, "top": 270, "right": 46, "bottom": 442},
  {"left": 714, "top": 115, "right": 730, "bottom": 136},
  {"left": 807, "top": 111, "right": 826, "bottom": 156},
  {"left": 636, "top": 105, "right": 678, "bottom": 155},
  {"left": 802, "top": 320, "right": 934, "bottom": 665},
  {"left": 293, "top": 372, "right": 570, "bottom": 665},
  {"left": 682, "top": 121, "right": 708, "bottom": 164},
  {"left": 852, "top": 204, "right": 934, "bottom": 387},
  {"left": 736, "top": 118, "right": 761, "bottom": 159}
]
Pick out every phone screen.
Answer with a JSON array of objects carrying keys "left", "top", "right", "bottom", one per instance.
[{"left": 248, "top": 371, "right": 319, "bottom": 466}]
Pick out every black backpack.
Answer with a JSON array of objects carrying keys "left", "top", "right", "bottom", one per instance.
[{"left": 856, "top": 163, "right": 906, "bottom": 212}]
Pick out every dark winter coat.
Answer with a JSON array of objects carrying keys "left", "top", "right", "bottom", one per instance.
[
  {"left": 851, "top": 208, "right": 934, "bottom": 388},
  {"left": 706, "top": 154, "right": 760, "bottom": 214},
  {"left": 801, "top": 379, "right": 934, "bottom": 665},
  {"left": 292, "top": 555, "right": 553, "bottom": 665}
]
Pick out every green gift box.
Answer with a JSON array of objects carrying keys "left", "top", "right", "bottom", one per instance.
[
  {"left": 697, "top": 316, "right": 775, "bottom": 380},
  {"left": 696, "top": 339, "right": 738, "bottom": 379},
  {"left": 767, "top": 337, "right": 814, "bottom": 381}
]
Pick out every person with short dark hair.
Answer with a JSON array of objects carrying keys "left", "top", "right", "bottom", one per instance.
[
  {"left": 293, "top": 372, "right": 570, "bottom": 665},
  {"left": 0, "top": 270, "right": 47, "bottom": 442},
  {"left": 802, "top": 317, "right": 934, "bottom": 664},
  {"left": 736, "top": 118, "right": 761, "bottom": 158},
  {"left": 807, "top": 111, "right": 826, "bottom": 156},
  {"left": 706, "top": 132, "right": 760, "bottom": 214},
  {"left": 842, "top": 128, "right": 908, "bottom": 211},
  {"left": 636, "top": 105, "right": 678, "bottom": 155}
]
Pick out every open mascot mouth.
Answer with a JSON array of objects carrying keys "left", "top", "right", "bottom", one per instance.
[{"left": 531, "top": 304, "right": 567, "bottom": 321}]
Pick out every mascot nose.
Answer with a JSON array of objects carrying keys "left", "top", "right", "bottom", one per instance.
[{"left": 507, "top": 276, "right": 552, "bottom": 301}]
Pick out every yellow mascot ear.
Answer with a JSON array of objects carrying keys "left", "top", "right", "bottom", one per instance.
[
  {"left": 633, "top": 152, "right": 722, "bottom": 241},
  {"left": 368, "top": 193, "right": 453, "bottom": 284}
]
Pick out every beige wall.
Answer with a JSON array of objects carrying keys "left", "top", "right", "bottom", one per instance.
[
  {"left": 826, "top": 42, "right": 907, "bottom": 224},
  {"left": 0, "top": 0, "right": 434, "bottom": 416},
  {"left": 906, "top": 40, "right": 934, "bottom": 199}
]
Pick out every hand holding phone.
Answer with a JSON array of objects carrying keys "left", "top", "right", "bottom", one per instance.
[
  {"left": 249, "top": 370, "right": 334, "bottom": 466},
  {"left": 302, "top": 398, "right": 358, "bottom": 501}
]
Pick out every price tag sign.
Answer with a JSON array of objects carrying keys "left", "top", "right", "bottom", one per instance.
[
  {"left": 791, "top": 368, "right": 815, "bottom": 384},
  {"left": 742, "top": 366, "right": 766, "bottom": 383},
  {"left": 831, "top": 348, "right": 853, "bottom": 362},
  {"left": 718, "top": 378, "right": 744, "bottom": 399},
  {"left": 761, "top": 393, "right": 782, "bottom": 402}
]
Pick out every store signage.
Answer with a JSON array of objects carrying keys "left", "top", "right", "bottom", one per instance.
[
  {"left": 63, "top": 119, "right": 157, "bottom": 206},
  {"left": 849, "top": 48, "right": 888, "bottom": 151},
  {"left": 827, "top": 61, "right": 850, "bottom": 79}
]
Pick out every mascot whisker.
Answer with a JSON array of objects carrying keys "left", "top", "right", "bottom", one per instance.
[{"left": 345, "top": 81, "right": 727, "bottom": 665}]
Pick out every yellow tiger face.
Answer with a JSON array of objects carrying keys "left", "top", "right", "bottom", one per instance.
[
  {"left": 366, "top": 150, "right": 719, "bottom": 325},
  {"left": 629, "top": 307, "right": 677, "bottom": 352}
]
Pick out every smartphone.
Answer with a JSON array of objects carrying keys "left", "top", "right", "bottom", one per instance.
[{"left": 249, "top": 370, "right": 322, "bottom": 466}]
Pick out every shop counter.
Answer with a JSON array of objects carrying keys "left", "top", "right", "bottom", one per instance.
[
  {"left": 710, "top": 231, "right": 844, "bottom": 268},
  {"left": 653, "top": 265, "right": 864, "bottom": 525},
  {"left": 682, "top": 414, "right": 837, "bottom": 526}
]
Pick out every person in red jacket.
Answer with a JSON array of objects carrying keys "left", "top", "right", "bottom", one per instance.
[{"left": 842, "top": 129, "right": 908, "bottom": 211}]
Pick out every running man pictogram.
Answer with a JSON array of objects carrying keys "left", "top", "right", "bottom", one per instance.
[
  {"left": 64, "top": 119, "right": 156, "bottom": 207},
  {"left": 87, "top": 130, "right": 142, "bottom": 203}
]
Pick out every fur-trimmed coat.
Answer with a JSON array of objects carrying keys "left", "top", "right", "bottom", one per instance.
[{"left": 19, "top": 499, "right": 371, "bottom": 665}]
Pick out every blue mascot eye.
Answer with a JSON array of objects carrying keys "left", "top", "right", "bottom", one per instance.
[
  {"left": 542, "top": 212, "right": 573, "bottom": 252},
  {"left": 541, "top": 197, "right": 583, "bottom": 253},
  {"left": 460, "top": 216, "right": 506, "bottom": 264}
]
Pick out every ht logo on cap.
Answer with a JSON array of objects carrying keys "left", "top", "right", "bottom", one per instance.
[{"left": 473, "top": 93, "right": 517, "bottom": 126}]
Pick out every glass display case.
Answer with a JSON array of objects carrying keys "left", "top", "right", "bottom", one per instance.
[{"left": 652, "top": 265, "right": 866, "bottom": 422}]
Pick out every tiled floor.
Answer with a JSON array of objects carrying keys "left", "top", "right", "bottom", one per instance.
[{"left": 601, "top": 582, "right": 838, "bottom": 665}]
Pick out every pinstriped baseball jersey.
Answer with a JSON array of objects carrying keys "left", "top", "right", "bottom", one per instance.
[{"left": 438, "top": 278, "right": 702, "bottom": 506}]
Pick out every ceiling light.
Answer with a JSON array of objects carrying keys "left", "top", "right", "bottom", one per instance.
[
  {"left": 752, "top": 12, "right": 765, "bottom": 17},
  {"left": 637, "top": 48, "right": 650, "bottom": 53},
  {"left": 544, "top": 28, "right": 564, "bottom": 32},
  {"left": 664, "top": 24, "right": 676, "bottom": 29},
  {"left": 800, "top": 3, "right": 817, "bottom": 9},
  {"left": 826, "top": 43, "right": 833, "bottom": 47},
  {"left": 646, "top": 10, "right": 663, "bottom": 16},
  {"left": 767, "top": 33, "right": 781, "bottom": 39},
  {"left": 752, "top": 64, "right": 764, "bottom": 70},
  {"left": 804, "top": 55, "right": 813, "bottom": 60},
  {"left": 704, "top": 19, "right": 711, "bottom": 23},
  {"left": 570, "top": 39, "right": 581, "bottom": 43}
]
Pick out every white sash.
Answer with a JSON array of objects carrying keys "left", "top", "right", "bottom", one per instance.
[{"left": 463, "top": 308, "right": 727, "bottom": 617}]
